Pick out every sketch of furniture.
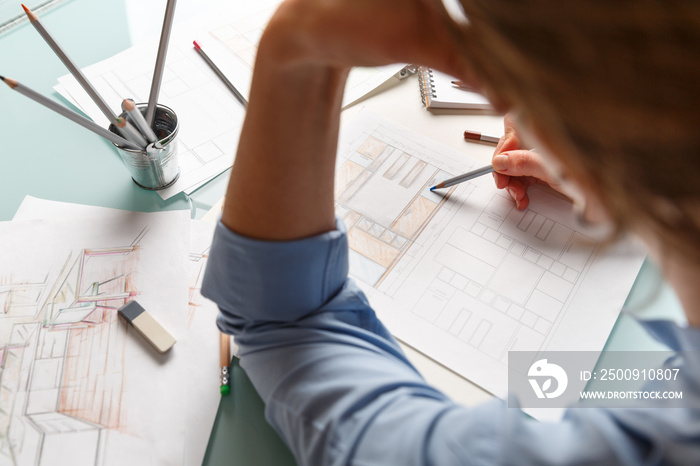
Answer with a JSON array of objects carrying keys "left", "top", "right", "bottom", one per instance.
[{"left": 0, "top": 239, "right": 142, "bottom": 466}]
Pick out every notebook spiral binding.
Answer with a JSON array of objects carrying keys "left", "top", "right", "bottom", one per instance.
[{"left": 417, "top": 66, "right": 437, "bottom": 108}]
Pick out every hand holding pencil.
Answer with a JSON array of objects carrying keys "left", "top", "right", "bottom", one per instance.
[{"left": 490, "top": 114, "right": 567, "bottom": 211}]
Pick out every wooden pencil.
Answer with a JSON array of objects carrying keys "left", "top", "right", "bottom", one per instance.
[
  {"left": 220, "top": 332, "right": 231, "bottom": 395},
  {"left": 22, "top": 4, "right": 117, "bottom": 123},
  {"left": 1, "top": 76, "right": 140, "bottom": 150},
  {"left": 193, "top": 40, "right": 247, "bottom": 107},
  {"left": 115, "top": 117, "right": 148, "bottom": 149},
  {"left": 145, "top": 0, "right": 178, "bottom": 126},
  {"left": 123, "top": 99, "right": 158, "bottom": 143}
]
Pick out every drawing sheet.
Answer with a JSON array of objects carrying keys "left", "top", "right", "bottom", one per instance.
[
  {"left": 336, "top": 112, "right": 646, "bottom": 407},
  {"left": 12, "top": 197, "right": 221, "bottom": 466},
  {"left": 200, "top": 0, "right": 405, "bottom": 108},
  {"left": 55, "top": 28, "right": 246, "bottom": 200},
  {"left": 54, "top": 0, "right": 403, "bottom": 199},
  {"left": 1, "top": 205, "right": 190, "bottom": 465}
]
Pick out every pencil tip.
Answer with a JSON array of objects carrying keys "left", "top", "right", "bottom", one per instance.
[
  {"left": 0, "top": 76, "right": 4, "bottom": 81},
  {"left": 21, "top": 4, "right": 37, "bottom": 21},
  {"left": 193, "top": 40, "right": 201, "bottom": 51},
  {"left": 429, "top": 186, "right": 436, "bottom": 192}
]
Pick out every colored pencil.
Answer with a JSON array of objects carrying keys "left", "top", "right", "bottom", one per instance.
[
  {"left": 220, "top": 332, "right": 231, "bottom": 395},
  {"left": 123, "top": 99, "right": 157, "bottom": 143},
  {"left": 145, "top": 0, "right": 178, "bottom": 126},
  {"left": 464, "top": 130, "right": 500, "bottom": 145},
  {"left": 1, "top": 76, "right": 140, "bottom": 150},
  {"left": 193, "top": 40, "right": 247, "bottom": 107},
  {"left": 115, "top": 117, "right": 148, "bottom": 149},
  {"left": 22, "top": 4, "right": 117, "bottom": 123},
  {"left": 430, "top": 164, "right": 495, "bottom": 191}
]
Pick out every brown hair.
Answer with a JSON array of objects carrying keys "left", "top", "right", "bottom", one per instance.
[{"left": 452, "top": 0, "right": 700, "bottom": 259}]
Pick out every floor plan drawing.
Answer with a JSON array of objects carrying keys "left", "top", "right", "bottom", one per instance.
[
  {"left": 338, "top": 113, "right": 647, "bottom": 401},
  {"left": 206, "top": 0, "right": 404, "bottom": 108},
  {"left": 335, "top": 133, "right": 456, "bottom": 287}
]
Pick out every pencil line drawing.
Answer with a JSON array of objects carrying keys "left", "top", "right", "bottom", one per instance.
[
  {"left": 187, "top": 246, "right": 210, "bottom": 328},
  {"left": 0, "top": 230, "right": 146, "bottom": 466},
  {"left": 335, "top": 114, "right": 644, "bottom": 401},
  {"left": 335, "top": 133, "right": 456, "bottom": 287}
]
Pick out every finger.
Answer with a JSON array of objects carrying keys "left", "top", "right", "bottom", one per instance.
[
  {"left": 492, "top": 150, "right": 555, "bottom": 185},
  {"left": 503, "top": 177, "right": 538, "bottom": 210},
  {"left": 492, "top": 171, "right": 510, "bottom": 190}
]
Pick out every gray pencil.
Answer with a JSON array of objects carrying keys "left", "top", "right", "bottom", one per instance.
[
  {"left": 193, "top": 40, "right": 247, "bottom": 107},
  {"left": 430, "top": 164, "right": 495, "bottom": 191},
  {"left": 145, "top": 0, "right": 178, "bottom": 126},
  {"left": 115, "top": 117, "right": 148, "bottom": 149},
  {"left": 23, "top": 5, "right": 116, "bottom": 123},
  {"left": 1, "top": 76, "right": 141, "bottom": 150},
  {"left": 122, "top": 99, "right": 157, "bottom": 143}
]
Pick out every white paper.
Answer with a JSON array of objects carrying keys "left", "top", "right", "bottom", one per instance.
[
  {"left": 2, "top": 203, "right": 190, "bottom": 465},
  {"left": 55, "top": 29, "right": 244, "bottom": 200},
  {"left": 54, "top": 0, "right": 403, "bottom": 200},
  {"left": 199, "top": 0, "right": 404, "bottom": 108},
  {"left": 336, "top": 113, "right": 647, "bottom": 419},
  {"left": 10, "top": 197, "right": 220, "bottom": 465}
]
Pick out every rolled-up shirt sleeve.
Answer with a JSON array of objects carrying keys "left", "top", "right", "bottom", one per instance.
[{"left": 201, "top": 218, "right": 700, "bottom": 466}]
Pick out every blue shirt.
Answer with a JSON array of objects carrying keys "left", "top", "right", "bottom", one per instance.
[{"left": 202, "top": 218, "right": 700, "bottom": 465}]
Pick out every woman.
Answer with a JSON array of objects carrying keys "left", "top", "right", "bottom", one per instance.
[{"left": 203, "top": 0, "right": 700, "bottom": 463}]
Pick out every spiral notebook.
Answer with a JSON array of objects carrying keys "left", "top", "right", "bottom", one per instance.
[{"left": 418, "top": 66, "right": 491, "bottom": 110}]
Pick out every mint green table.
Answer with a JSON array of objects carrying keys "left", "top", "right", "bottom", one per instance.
[{"left": 0, "top": 2, "right": 683, "bottom": 465}]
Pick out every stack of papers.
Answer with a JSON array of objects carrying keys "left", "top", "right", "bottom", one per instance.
[{"left": 54, "top": 0, "right": 404, "bottom": 200}]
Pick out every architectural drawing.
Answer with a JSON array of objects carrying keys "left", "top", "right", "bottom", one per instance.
[
  {"left": 338, "top": 113, "right": 646, "bottom": 400},
  {"left": 206, "top": 0, "right": 404, "bottom": 108},
  {"left": 0, "top": 232, "right": 143, "bottom": 466},
  {"left": 335, "top": 134, "right": 456, "bottom": 287}
]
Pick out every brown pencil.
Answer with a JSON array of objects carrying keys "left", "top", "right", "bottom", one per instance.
[{"left": 220, "top": 332, "right": 231, "bottom": 395}]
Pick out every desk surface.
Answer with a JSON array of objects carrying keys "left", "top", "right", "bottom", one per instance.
[{"left": 0, "top": 1, "right": 685, "bottom": 465}]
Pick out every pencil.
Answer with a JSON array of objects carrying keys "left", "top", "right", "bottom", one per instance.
[
  {"left": 115, "top": 117, "right": 148, "bottom": 149},
  {"left": 1, "top": 76, "right": 141, "bottom": 150},
  {"left": 464, "top": 130, "right": 500, "bottom": 145},
  {"left": 145, "top": 0, "right": 178, "bottom": 126},
  {"left": 450, "top": 80, "right": 474, "bottom": 91},
  {"left": 193, "top": 40, "right": 247, "bottom": 107},
  {"left": 22, "top": 4, "right": 117, "bottom": 123},
  {"left": 220, "top": 332, "right": 231, "bottom": 395},
  {"left": 430, "top": 164, "right": 495, "bottom": 191},
  {"left": 123, "top": 99, "right": 157, "bottom": 143}
]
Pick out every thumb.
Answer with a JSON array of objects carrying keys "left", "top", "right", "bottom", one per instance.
[{"left": 492, "top": 150, "right": 557, "bottom": 186}]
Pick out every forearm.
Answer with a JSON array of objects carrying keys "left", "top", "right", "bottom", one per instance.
[{"left": 221, "top": 25, "right": 348, "bottom": 240}]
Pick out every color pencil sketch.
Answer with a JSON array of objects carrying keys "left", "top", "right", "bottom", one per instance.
[
  {"left": 0, "top": 231, "right": 145, "bottom": 466},
  {"left": 336, "top": 113, "right": 646, "bottom": 404},
  {"left": 335, "top": 132, "right": 456, "bottom": 287}
]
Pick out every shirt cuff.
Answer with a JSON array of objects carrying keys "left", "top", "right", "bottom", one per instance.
[{"left": 201, "top": 217, "right": 349, "bottom": 327}]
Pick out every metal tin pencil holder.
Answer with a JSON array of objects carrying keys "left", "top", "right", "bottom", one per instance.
[{"left": 108, "top": 104, "right": 180, "bottom": 190}]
